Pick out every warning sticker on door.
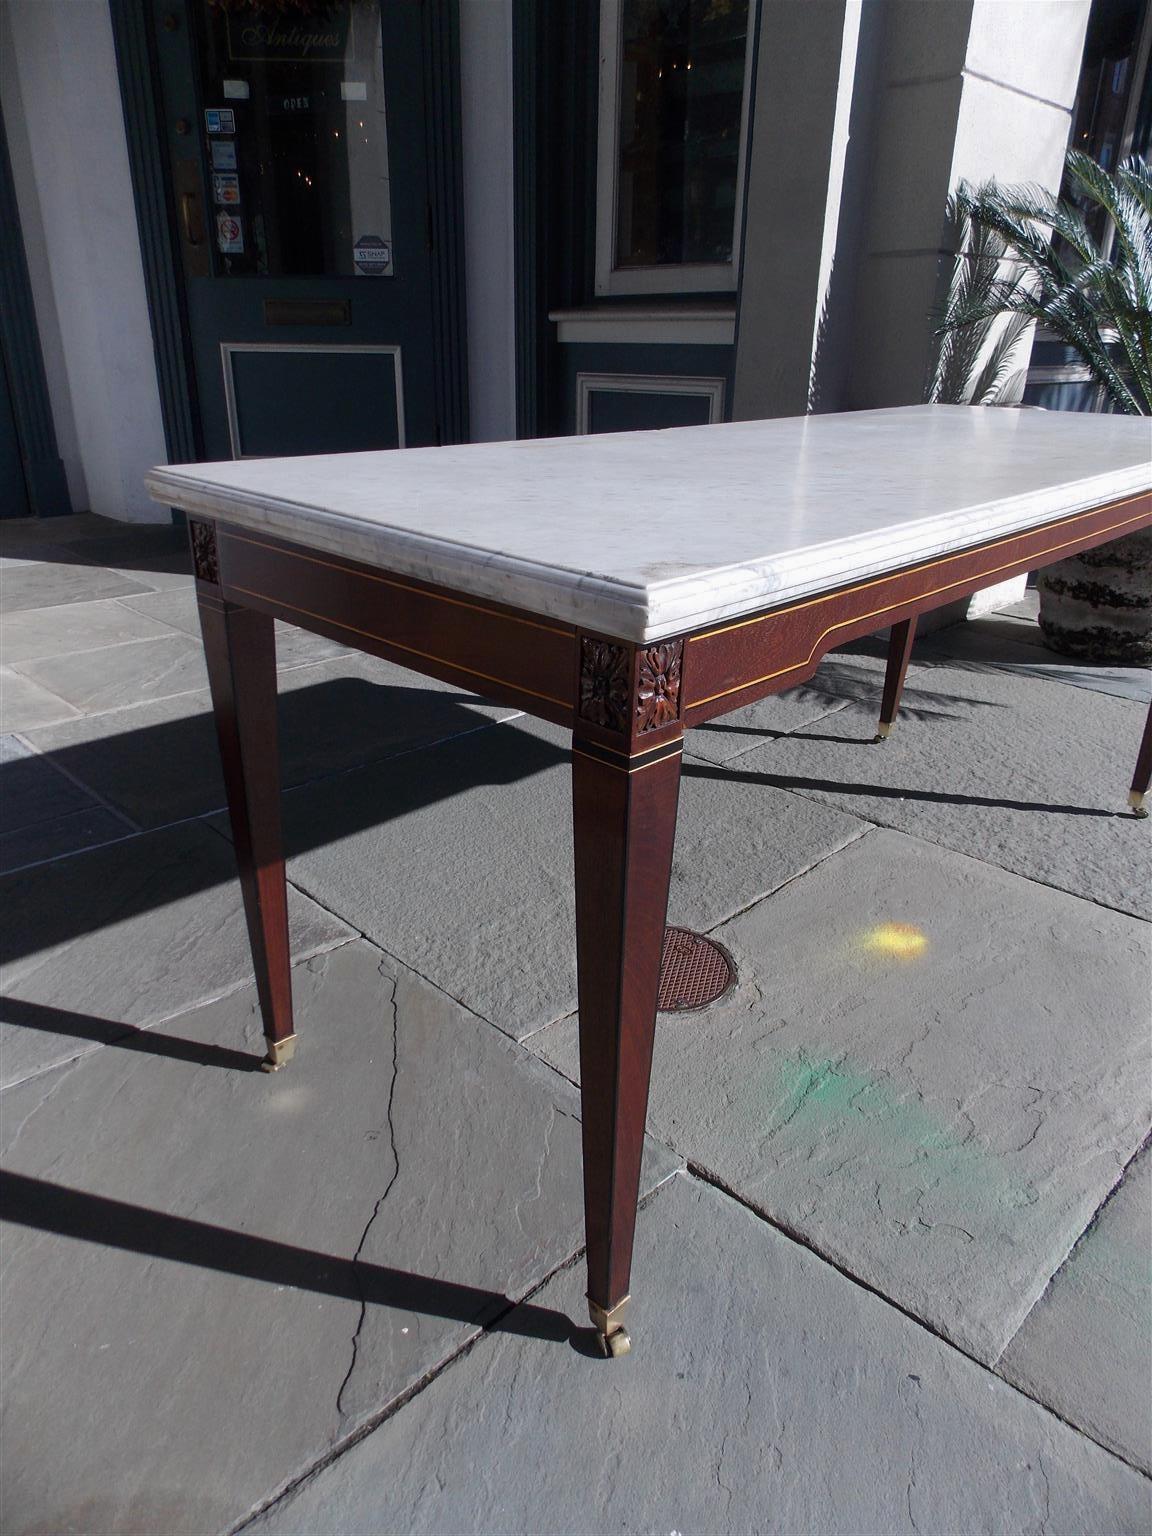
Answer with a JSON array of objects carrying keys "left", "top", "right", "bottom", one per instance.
[
  {"left": 353, "top": 235, "right": 391, "bottom": 275},
  {"left": 216, "top": 212, "right": 244, "bottom": 254}
]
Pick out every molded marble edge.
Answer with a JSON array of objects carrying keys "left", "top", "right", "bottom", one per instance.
[{"left": 147, "top": 460, "right": 1151, "bottom": 644}]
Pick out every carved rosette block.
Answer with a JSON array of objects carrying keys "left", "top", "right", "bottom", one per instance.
[
  {"left": 578, "top": 635, "right": 684, "bottom": 740},
  {"left": 189, "top": 518, "right": 220, "bottom": 585},
  {"left": 636, "top": 641, "right": 683, "bottom": 734},
  {"left": 579, "top": 638, "right": 631, "bottom": 732}
]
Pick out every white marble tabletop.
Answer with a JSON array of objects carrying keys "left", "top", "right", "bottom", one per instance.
[{"left": 147, "top": 405, "right": 1151, "bottom": 643}]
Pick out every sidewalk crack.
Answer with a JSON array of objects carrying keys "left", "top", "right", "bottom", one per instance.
[{"left": 334, "top": 966, "right": 400, "bottom": 1423}]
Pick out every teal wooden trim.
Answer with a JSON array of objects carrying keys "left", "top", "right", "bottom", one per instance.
[
  {"left": 512, "top": 0, "right": 540, "bottom": 437},
  {"left": 422, "top": 0, "right": 470, "bottom": 446},
  {"left": 516, "top": 0, "right": 607, "bottom": 437},
  {"left": 0, "top": 110, "right": 71, "bottom": 516},
  {"left": 109, "top": 0, "right": 200, "bottom": 466}
]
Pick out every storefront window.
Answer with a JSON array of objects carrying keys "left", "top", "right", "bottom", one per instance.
[
  {"left": 596, "top": 0, "right": 754, "bottom": 294},
  {"left": 615, "top": 0, "right": 750, "bottom": 268}
]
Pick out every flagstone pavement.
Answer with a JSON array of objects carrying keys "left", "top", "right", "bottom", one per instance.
[{"left": 2, "top": 514, "right": 1149, "bottom": 1535}]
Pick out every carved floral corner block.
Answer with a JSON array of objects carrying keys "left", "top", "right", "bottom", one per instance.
[
  {"left": 578, "top": 638, "right": 631, "bottom": 733},
  {"left": 189, "top": 518, "right": 220, "bottom": 585},
  {"left": 636, "top": 641, "right": 683, "bottom": 733}
]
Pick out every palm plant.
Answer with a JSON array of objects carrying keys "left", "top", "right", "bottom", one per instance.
[
  {"left": 934, "top": 150, "right": 1152, "bottom": 415},
  {"left": 929, "top": 202, "right": 1033, "bottom": 405}
]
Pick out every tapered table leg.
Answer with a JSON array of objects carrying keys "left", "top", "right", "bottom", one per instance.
[
  {"left": 572, "top": 735, "right": 683, "bottom": 1357},
  {"left": 1130, "top": 700, "right": 1152, "bottom": 817},
  {"left": 876, "top": 616, "right": 918, "bottom": 740},
  {"left": 198, "top": 593, "right": 295, "bottom": 1069}
]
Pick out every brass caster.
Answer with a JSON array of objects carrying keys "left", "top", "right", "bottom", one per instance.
[
  {"left": 874, "top": 721, "right": 893, "bottom": 741},
  {"left": 588, "top": 1294, "right": 630, "bottom": 1358},
  {"left": 1129, "top": 789, "right": 1148, "bottom": 818},
  {"left": 598, "top": 1326, "right": 631, "bottom": 1359},
  {"left": 260, "top": 1033, "right": 297, "bottom": 1072}
]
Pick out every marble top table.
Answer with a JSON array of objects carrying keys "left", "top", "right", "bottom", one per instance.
[{"left": 149, "top": 403, "right": 1152, "bottom": 1358}]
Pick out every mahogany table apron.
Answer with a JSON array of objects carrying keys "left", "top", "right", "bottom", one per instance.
[{"left": 187, "top": 487, "right": 1151, "bottom": 1359}]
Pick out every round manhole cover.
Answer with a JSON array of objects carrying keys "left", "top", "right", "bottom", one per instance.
[{"left": 657, "top": 927, "right": 736, "bottom": 1013}]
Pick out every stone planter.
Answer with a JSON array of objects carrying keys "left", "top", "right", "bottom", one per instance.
[{"left": 1036, "top": 527, "right": 1152, "bottom": 663}]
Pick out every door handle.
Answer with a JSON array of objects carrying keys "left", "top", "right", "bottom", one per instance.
[{"left": 182, "top": 190, "right": 205, "bottom": 247}]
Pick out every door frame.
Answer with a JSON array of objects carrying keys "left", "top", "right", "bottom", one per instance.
[
  {"left": 0, "top": 104, "right": 71, "bottom": 518},
  {"left": 110, "top": 0, "right": 469, "bottom": 463}
]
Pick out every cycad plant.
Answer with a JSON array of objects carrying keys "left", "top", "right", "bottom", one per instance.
[
  {"left": 929, "top": 202, "right": 1033, "bottom": 405},
  {"left": 931, "top": 149, "right": 1152, "bottom": 665},
  {"left": 933, "top": 149, "right": 1152, "bottom": 414}
]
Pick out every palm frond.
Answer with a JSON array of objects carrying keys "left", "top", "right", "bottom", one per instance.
[{"left": 936, "top": 151, "right": 1151, "bottom": 416}]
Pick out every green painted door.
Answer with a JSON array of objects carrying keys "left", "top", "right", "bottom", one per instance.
[{"left": 152, "top": 0, "right": 448, "bottom": 460}]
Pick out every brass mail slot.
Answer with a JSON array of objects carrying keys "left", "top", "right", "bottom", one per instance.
[{"left": 263, "top": 298, "right": 351, "bottom": 327}]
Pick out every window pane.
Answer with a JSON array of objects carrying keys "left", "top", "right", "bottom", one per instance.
[
  {"left": 194, "top": 1, "right": 393, "bottom": 277},
  {"left": 615, "top": 0, "right": 750, "bottom": 269}
]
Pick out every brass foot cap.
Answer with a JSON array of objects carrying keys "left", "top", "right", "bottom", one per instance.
[
  {"left": 1129, "top": 789, "right": 1148, "bottom": 818},
  {"left": 598, "top": 1326, "right": 631, "bottom": 1359},
  {"left": 588, "top": 1294, "right": 631, "bottom": 1356},
  {"left": 875, "top": 722, "right": 893, "bottom": 741},
  {"left": 261, "top": 1034, "right": 297, "bottom": 1072}
]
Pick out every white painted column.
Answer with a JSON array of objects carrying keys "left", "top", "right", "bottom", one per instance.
[
  {"left": 844, "top": 0, "right": 1092, "bottom": 411},
  {"left": 458, "top": 0, "right": 517, "bottom": 442},
  {"left": 1, "top": 0, "right": 169, "bottom": 521}
]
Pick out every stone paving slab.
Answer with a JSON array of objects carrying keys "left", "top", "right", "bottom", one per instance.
[
  {"left": 0, "top": 597, "right": 176, "bottom": 664},
  {"left": 0, "top": 734, "right": 134, "bottom": 871},
  {"left": 15, "top": 628, "right": 353, "bottom": 717},
  {"left": 247, "top": 1174, "right": 1151, "bottom": 1536},
  {"left": 0, "top": 819, "right": 352, "bottom": 1088},
  {"left": 684, "top": 689, "right": 850, "bottom": 765},
  {"left": 0, "top": 939, "right": 680, "bottom": 1536},
  {"left": 14, "top": 632, "right": 211, "bottom": 714},
  {"left": 0, "top": 666, "right": 82, "bottom": 731},
  {"left": 0, "top": 559, "right": 154, "bottom": 613},
  {"left": 0, "top": 804, "right": 129, "bottom": 875},
  {"left": 704, "top": 654, "right": 1152, "bottom": 918},
  {"left": 266, "top": 713, "right": 868, "bottom": 1039},
  {"left": 23, "top": 655, "right": 520, "bottom": 829},
  {"left": 998, "top": 1145, "right": 1152, "bottom": 1474},
  {"left": 119, "top": 587, "right": 347, "bottom": 666},
  {"left": 919, "top": 621, "right": 1152, "bottom": 704},
  {"left": 532, "top": 829, "right": 1152, "bottom": 1363},
  {"left": 0, "top": 733, "right": 97, "bottom": 832}
]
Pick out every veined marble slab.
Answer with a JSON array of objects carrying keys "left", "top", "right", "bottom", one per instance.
[{"left": 147, "top": 405, "right": 1152, "bottom": 643}]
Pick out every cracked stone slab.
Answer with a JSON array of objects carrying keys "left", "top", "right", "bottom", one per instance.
[
  {"left": 246, "top": 1174, "right": 1150, "bottom": 1536},
  {"left": 998, "top": 1145, "right": 1152, "bottom": 1473},
  {"left": 710, "top": 652, "right": 1152, "bottom": 918},
  {"left": 23, "top": 654, "right": 520, "bottom": 829},
  {"left": 532, "top": 829, "right": 1152, "bottom": 1363},
  {"left": 0, "top": 939, "right": 680, "bottom": 1536},
  {"left": 0, "top": 819, "right": 352, "bottom": 1087},
  {"left": 0, "top": 598, "right": 176, "bottom": 664},
  {"left": 264, "top": 713, "right": 867, "bottom": 1039}
]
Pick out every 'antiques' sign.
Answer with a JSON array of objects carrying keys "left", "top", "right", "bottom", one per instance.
[{"left": 225, "top": 7, "right": 350, "bottom": 63}]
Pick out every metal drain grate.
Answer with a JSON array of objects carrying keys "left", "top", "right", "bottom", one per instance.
[{"left": 657, "top": 927, "right": 736, "bottom": 1013}]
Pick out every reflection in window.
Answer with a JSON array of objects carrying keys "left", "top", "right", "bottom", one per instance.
[
  {"left": 615, "top": 0, "right": 750, "bottom": 269},
  {"left": 195, "top": 1, "right": 392, "bottom": 277}
]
